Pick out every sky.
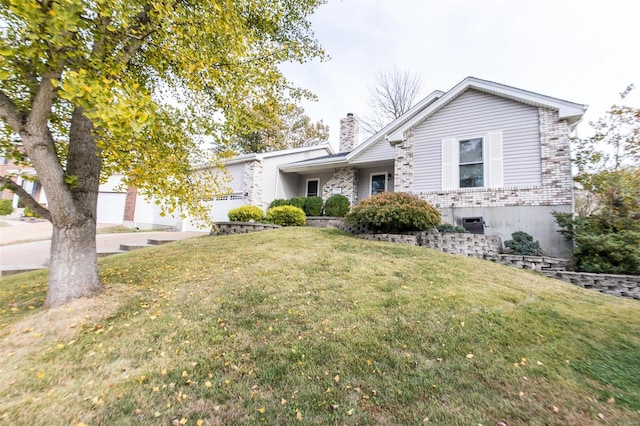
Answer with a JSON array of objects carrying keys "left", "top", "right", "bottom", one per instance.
[{"left": 281, "top": 0, "right": 640, "bottom": 151}]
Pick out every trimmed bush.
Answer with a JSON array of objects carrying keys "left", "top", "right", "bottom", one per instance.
[
  {"left": 288, "top": 196, "right": 306, "bottom": 210},
  {"left": 23, "top": 205, "right": 40, "bottom": 218},
  {"left": 504, "top": 231, "right": 542, "bottom": 256},
  {"left": 266, "top": 205, "right": 306, "bottom": 226},
  {"left": 304, "top": 196, "right": 323, "bottom": 216},
  {"left": 0, "top": 199, "right": 13, "bottom": 215},
  {"left": 227, "top": 205, "right": 264, "bottom": 222},
  {"left": 437, "top": 223, "right": 469, "bottom": 234},
  {"left": 269, "top": 199, "right": 289, "bottom": 209},
  {"left": 324, "top": 194, "right": 350, "bottom": 217},
  {"left": 344, "top": 192, "right": 441, "bottom": 233}
]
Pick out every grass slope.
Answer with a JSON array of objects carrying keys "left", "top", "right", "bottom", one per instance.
[{"left": 1, "top": 228, "right": 639, "bottom": 425}]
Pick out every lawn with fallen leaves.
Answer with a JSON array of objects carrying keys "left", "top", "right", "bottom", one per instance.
[{"left": 1, "top": 227, "right": 639, "bottom": 425}]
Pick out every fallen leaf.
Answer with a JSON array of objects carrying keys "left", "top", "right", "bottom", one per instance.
[
  {"left": 280, "top": 398, "right": 287, "bottom": 405},
  {"left": 466, "top": 354, "right": 474, "bottom": 359},
  {"left": 597, "top": 413, "right": 605, "bottom": 420},
  {"left": 257, "top": 407, "right": 265, "bottom": 414},
  {"left": 197, "top": 420, "right": 204, "bottom": 426},
  {"left": 607, "top": 397, "right": 615, "bottom": 404},
  {"left": 296, "top": 410, "right": 302, "bottom": 421},
  {"left": 334, "top": 374, "right": 340, "bottom": 383},
  {"left": 552, "top": 406, "right": 559, "bottom": 413},
  {"left": 204, "top": 381, "right": 212, "bottom": 388}
]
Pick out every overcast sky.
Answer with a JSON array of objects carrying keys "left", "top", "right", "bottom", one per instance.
[{"left": 281, "top": 0, "right": 640, "bottom": 150}]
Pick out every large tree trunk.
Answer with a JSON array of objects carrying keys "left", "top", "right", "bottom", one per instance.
[
  {"left": 45, "top": 217, "right": 103, "bottom": 306},
  {"left": 42, "top": 108, "right": 104, "bottom": 307}
]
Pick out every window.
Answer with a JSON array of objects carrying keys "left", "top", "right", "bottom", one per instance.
[
  {"left": 441, "top": 132, "right": 503, "bottom": 190},
  {"left": 370, "top": 173, "right": 387, "bottom": 196},
  {"left": 459, "top": 137, "right": 483, "bottom": 188},
  {"left": 306, "top": 178, "right": 319, "bottom": 197}
]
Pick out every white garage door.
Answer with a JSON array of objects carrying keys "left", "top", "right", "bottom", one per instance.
[{"left": 97, "top": 193, "right": 126, "bottom": 224}]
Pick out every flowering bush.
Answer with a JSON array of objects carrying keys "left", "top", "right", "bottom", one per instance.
[{"left": 344, "top": 192, "right": 440, "bottom": 233}]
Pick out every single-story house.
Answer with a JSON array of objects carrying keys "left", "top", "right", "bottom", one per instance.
[{"left": 104, "top": 76, "right": 587, "bottom": 257}]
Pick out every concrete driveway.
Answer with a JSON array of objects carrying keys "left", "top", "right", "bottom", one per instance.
[{"left": 0, "top": 217, "right": 206, "bottom": 275}]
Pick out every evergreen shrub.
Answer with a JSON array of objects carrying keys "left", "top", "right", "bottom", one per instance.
[
  {"left": 266, "top": 205, "right": 306, "bottom": 226},
  {"left": 0, "top": 199, "right": 13, "bottom": 215},
  {"left": 324, "top": 194, "right": 350, "bottom": 217},
  {"left": 304, "top": 196, "right": 323, "bottom": 216},
  {"left": 227, "top": 205, "right": 264, "bottom": 222},
  {"left": 504, "top": 231, "right": 542, "bottom": 256}
]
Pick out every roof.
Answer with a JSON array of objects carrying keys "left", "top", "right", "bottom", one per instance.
[{"left": 224, "top": 144, "right": 334, "bottom": 166}]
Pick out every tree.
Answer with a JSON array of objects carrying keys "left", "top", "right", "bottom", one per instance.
[
  {"left": 0, "top": 0, "right": 326, "bottom": 306},
  {"left": 229, "top": 103, "right": 329, "bottom": 154},
  {"left": 553, "top": 105, "right": 640, "bottom": 274},
  {"left": 360, "top": 68, "right": 422, "bottom": 136}
]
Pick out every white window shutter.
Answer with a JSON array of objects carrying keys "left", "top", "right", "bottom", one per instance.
[
  {"left": 486, "top": 131, "right": 503, "bottom": 188},
  {"left": 441, "top": 138, "right": 457, "bottom": 190}
]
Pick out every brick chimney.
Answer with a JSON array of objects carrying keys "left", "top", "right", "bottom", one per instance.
[{"left": 339, "top": 113, "right": 359, "bottom": 152}]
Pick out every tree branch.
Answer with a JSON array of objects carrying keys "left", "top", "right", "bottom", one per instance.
[
  {"left": 26, "top": 72, "right": 62, "bottom": 133},
  {"left": 0, "top": 176, "right": 52, "bottom": 221},
  {"left": 0, "top": 90, "right": 25, "bottom": 133}
]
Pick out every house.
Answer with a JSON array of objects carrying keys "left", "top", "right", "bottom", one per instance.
[
  {"left": 0, "top": 157, "right": 47, "bottom": 209},
  {"left": 111, "top": 77, "right": 587, "bottom": 257}
]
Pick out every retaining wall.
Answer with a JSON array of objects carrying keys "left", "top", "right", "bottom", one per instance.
[
  {"left": 306, "top": 217, "right": 344, "bottom": 228},
  {"left": 355, "top": 232, "right": 639, "bottom": 300},
  {"left": 213, "top": 222, "right": 280, "bottom": 235}
]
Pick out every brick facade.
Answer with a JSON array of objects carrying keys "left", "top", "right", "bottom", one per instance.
[
  {"left": 393, "top": 129, "right": 414, "bottom": 193},
  {"left": 243, "top": 159, "right": 263, "bottom": 207},
  {"left": 322, "top": 167, "right": 358, "bottom": 205},
  {"left": 123, "top": 185, "right": 137, "bottom": 221}
]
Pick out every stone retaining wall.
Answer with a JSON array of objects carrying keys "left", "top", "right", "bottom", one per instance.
[
  {"left": 541, "top": 270, "right": 640, "bottom": 300},
  {"left": 353, "top": 231, "right": 639, "bottom": 300},
  {"left": 213, "top": 222, "right": 280, "bottom": 235},
  {"left": 306, "top": 217, "right": 344, "bottom": 228}
]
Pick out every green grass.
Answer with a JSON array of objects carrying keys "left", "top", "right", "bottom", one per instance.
[
  {"left": 96, "top": 225, "right": 147, "bottom": 234},
  {"left": 1, "top": 227, "right": 639, "bottom": 425}
]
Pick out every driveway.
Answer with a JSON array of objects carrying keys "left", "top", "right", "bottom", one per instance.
[{"left": 0, "top": 217, "right": 206, "bottom": 274}]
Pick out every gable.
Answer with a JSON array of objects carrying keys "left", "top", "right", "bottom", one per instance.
[
  {"left": 349, "top": 137, "right": 395, "bottom": 165},
  {"left": 411, "top": 88, "right": 542, "bottom": 192}
]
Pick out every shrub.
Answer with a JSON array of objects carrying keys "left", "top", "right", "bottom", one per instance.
[
  {"left": 288, "top": 196, "right": 306, "bottom": 210},
  {"left": 304, "top": 196, "right": 323, "bottom": 217},
  {"left": 324, "top": 194, "right": 350, "bottom": 217},
  {"left": 573, "top": 230, "right": 640, "bottom": 275},
  {"left": 23, "top": 205, "right": 40, "bottom": 218},
  {"left": 344, "top": 192, "right": 441, "bottom": 233},
  {"left": 266, "top": 205, "right": 306, "bottom": 226},
  {"left": 0, "top": 199, "right": 13, "bottom": 215},
  {"left": 504, "top": 231, "right": 542, "bottom": 255},
  {"left": 269, "top": 199, "right": 289, "bottom": 209},
  {"left": 437, "top": 223, "right": 469, "bottom": 233},
  {"left": 228, "top": 205, "right": 264, "bottom": 222}
]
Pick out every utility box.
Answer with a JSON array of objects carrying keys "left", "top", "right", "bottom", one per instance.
[{"left": 462, "top": 217, "right": 484, "bottom": 235}]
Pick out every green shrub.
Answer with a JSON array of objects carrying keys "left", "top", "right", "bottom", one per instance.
[
  {"left": 437, "top": 223, "right": 469, "bottom": 233},
  {"left": 227, "top": 205, "right": 264, "bottom": 222},
  {"left": 304, "top": 196, "right": 323, "bottom": 216},
  {"left": 0, "top": 199, "right": 13, "bottom": 215},
  {"left": 574, "top": 230, "right": 640, "bottom": 275},
  {"left": 266, "top": 205, "right": 306, "bottom": 226},
  {"left": 23, "top": 205, "right": 40, "bottom": 218},
  {"left": 344, "top": 192, "right": 441, "bottom": 233},
  {"left": 288, "top": 196, "right": 306, "bottom": 210},
  {"left": 324, "top": 194, "right": 350, "bottom": 217},
  {"left": 504, "top": 231, "right": 542, "bottom": 255},
  {"left": 269, "top": 199, "right": 289, "bottom": 209}
]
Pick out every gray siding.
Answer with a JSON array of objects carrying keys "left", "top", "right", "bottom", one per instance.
[
  {"left": 351, "top": 138, "right": 395, "bottom": 164},
  {"left": 356, "top": 166, "right": 395, "bottom": 203},
  {"left": 279, "top": 172, "right": 299, "bottom": 200},
  {"left": 412, "top": 89, "right": 541, "bottom": 192}
]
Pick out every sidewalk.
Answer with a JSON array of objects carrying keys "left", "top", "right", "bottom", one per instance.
[{"left": 0, "top": 218, "right": 206, "bottom": 275}]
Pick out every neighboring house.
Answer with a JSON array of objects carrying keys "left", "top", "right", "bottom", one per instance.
[
  {"left": 109, "top": 76, "right": 586, "bottom": 257},
  {"left": 0, "top": 156, "right": 47, "bottom": 209}
]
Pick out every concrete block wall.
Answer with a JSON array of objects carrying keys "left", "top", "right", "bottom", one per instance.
[
  {"left": 213, "top": 222, "right": 280, "bottom": 235},
  {"left": 542, "top": 271, "right": 640, "bottom": 300}
]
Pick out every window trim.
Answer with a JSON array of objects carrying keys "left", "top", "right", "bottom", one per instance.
[
  {"left": 458, "top": 136, "right": 485, "bottom": 188},
  {"left": 305, "top": 178, "right": 320, "bottom": 197},
  {"left": 369, "top": 172, "right": 388, "bottom": 196}
]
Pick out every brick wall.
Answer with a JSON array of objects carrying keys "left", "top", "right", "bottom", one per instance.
[
  {"left": 393, "top": 129, "right": 414, "bottom": 193},
  {"left": 322, "top": 167, "right": 358, "bottom": 205},
  {"left": 243, "top": 159, "right": 263, "bottom": 207}
]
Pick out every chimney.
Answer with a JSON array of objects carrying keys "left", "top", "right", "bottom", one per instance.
[{"left": 339, "top": 113, "right": 359, "bottom": 152}]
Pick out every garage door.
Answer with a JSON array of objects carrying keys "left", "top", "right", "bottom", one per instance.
[{"left": 97, "top": 193, "right": 126, "bottom": 224}]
